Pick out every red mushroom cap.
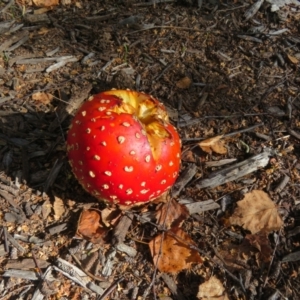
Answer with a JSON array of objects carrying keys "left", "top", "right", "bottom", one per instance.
[{"left": 67, "top": 90, "right": 181, "bottom": 207}]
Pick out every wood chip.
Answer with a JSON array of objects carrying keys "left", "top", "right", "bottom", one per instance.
[
  {"left": 172, "top": 164, "right": 197, "bottom": 197},
  {"left": 46, "top": 56, "right": 78, "bottom": 73},
  {"left": 6, "top": 258, "right": 50, "bottom": 269},
  {"left": 101, "top": 248, "right": 116, "bottom": 277},
  {"left": 282, "top": 251, "right": 300, "bottom": 262},
  {"left": 274, "top": 174, "right": 290, "bottom": 193},
  {"left": 205, "top": 158, "right": 237, "bottom": 167},
  {"left": 24, "top": 13, "right": 50, "bottom": 24},
  {"left": 0, "top": 244, "right": 7, "bottom": 256},
  {"left": 196, "top": 148, "right": 274, "bottom": 189},
  {"left": 55, "top": 258, "right": 104, "bottom": 295},
  {"left": 47, "top": 223, "right": 68, "bottom": 235},
  {"left": 115, "top": 243, "right": 137, "bottom": 257},
  {"left": 179, "top": 199, "right": 220, "bottom": 214},
  {"left": 3, "top": 269, "right": 39, "bottom": 280},
  {"left": 0, "top": 31, "right": 29, "bottom": 52},
  {"left": 112, "top": 213, "right": 133, "bottom": 245}
]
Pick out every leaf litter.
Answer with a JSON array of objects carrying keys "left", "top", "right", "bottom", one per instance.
[
  {"left": 197, "top": 276, "right": 229, "bottom": 300},
  {"left": 149, "top": 227, "right": 203, "bottom": 274},
  {"left": 229, "top": 190, "right": 283, "bottom": 234},
  {"left": 199, "top": 135, "right": 228, "bottom": 155},
  {"left": 0, "top": 0, "right": 299, "bottom": 299},
  {"left": 155, "top": 198, "right": 189, "bottom": 229},
  {"left": 76, "top": 209, "right": 109, "bottom": 244}
]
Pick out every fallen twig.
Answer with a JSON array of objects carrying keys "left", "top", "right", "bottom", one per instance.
[
  {"left": 196, "top": 148, "right": 274, "bottom": 189},
  {"left": 98, "top": 277, "right": 124, "bottom": 300},
  {"left": 182, "top": 123, "right": 264, "bottom": 142}
]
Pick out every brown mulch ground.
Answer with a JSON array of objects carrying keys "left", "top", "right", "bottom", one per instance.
[{"left": 1, "top": 0, "right": 300, "bottom": 299}]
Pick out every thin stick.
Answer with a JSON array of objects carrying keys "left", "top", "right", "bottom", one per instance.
[
  {"left": 3, "top": 227, "right": 9, "bottom": 253},
  {"left": 182, "top": 123, "right": 264, "bottom": 142},
  {"left": 31, "top": 250, "right": 43, "bottom": 278},
  {"left": 179, "top": 113, "right": 268, "bottom": 128},
  {"left": 98, "top": 277, "right": 124, "bottom": 300},
  {"left": 0, "top": 285, "right": 34, "bottom": 300},
  {"left": 133, "top": 0, "right": 175, "bottom": 6},
  {"left": 223, "top": 123, "right": 264, "bottom": 138},
  {"left": 126, "top": 25, "right": 215, "bottom": 35},
  {"left": 263, "top": 228, "right": 282, "bottom": 288},
  {"left": 152, "top": 62, "right": 174, "bottom": 81}
]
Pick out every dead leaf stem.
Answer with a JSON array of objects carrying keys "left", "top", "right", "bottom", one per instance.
[{"left": 263, "top": 228, "right": 282, "bottom": 288}]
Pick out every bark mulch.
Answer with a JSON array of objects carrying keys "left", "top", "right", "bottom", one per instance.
[{"left": 0, "top": 0, "right": 300, "bottom": 299}]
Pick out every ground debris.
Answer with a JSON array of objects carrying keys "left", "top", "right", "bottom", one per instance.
[
  {"left": 196, "top": 148, "right": 274, "bottom": 189},
  {"left": 0, "top": 0, "right": 299, "bottom": 299}
]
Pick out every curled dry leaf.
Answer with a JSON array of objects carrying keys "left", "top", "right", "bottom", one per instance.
[
  {"left": 155, "top": 198, "right": 189, "bottom": 229},
  {"left": 217, "top": 241, "right": 250, "bottom": 271},
  {"left": 100, "top": 207, "right": 122, "bottom": 227},
  {"left": 287, "top": 54, "right": 298, "bottom": 65},
  {"left": 245, "top": 231, "right": 272, "bottom": 263},
  {"left": 76, "top": 209, "right": 108, "bottom": 243},
  {"left": 32, "top": 92, "right": 53, "bottom": 105},
  {"left": 176, "top": 76, "right": 192, "bottom": 89},
  {"left": 199, "top": 135, "right": 227, "bottom": 155},
  {"left": 149, "top": 227, "right": 202, "bottom": 274},
  {"left": 197, "top": 276, "right": 229, "bottom": 300},
  {"left": 53, "top": 196, "right": 65, "bottom": 221},
  {"left": 229, "top": 190, "right": 283, "bottom": 234},
  {"left": 181, "top": 150, "right": 196, "bottom": 162}
]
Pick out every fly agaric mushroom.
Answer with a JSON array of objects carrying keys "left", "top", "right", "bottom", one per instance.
[{"left": 67, "top": 90, "right": 181, "bottom": 208}]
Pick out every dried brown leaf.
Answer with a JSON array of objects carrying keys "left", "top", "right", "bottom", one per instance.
[
  {"left": 181, "top": 150, "right": 196, "bottom": 162},
  {"left": 149, "top": 228, "right": 202, "bottom": 274},
  {"left": 176, "top": 76, "right": 192, "bottom": 89},
  {"left": 155, "top": 198, "right": 189, "bottom": 229},
  {"left": 101, "top": 207, "right": 121, "bottom": 227},
  {"left": 76, "top": 209, "right": 108, "bottom": 243},
  {"left": 33, "top": 0, "right": 59, "bottom": 7},
  {"left": 199, "top": 135, "right": 227, "bottom": 154},
  {"left": 53, "top": 196, "right": 65, "bottom": 221},
  {"left": 42, "top": 199, "right": 52, "bottom": 219},
  {"left": 197, "top": 276, "right": 229, "bottom": 300},
  {"left": 217, "top": 241, "right": 250, "bottom": 271},
  {"left": 32, "top": 92, "right": 53, "bottom": 104},
  {"left": 287, "top": 54, "right": 298, "bottom": 65},
  {"left": 244, "top": 231, "right": 272, "bottom": 262},
  {"left": 229, "top": 190, "right": 283, "bottom": 234}
]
